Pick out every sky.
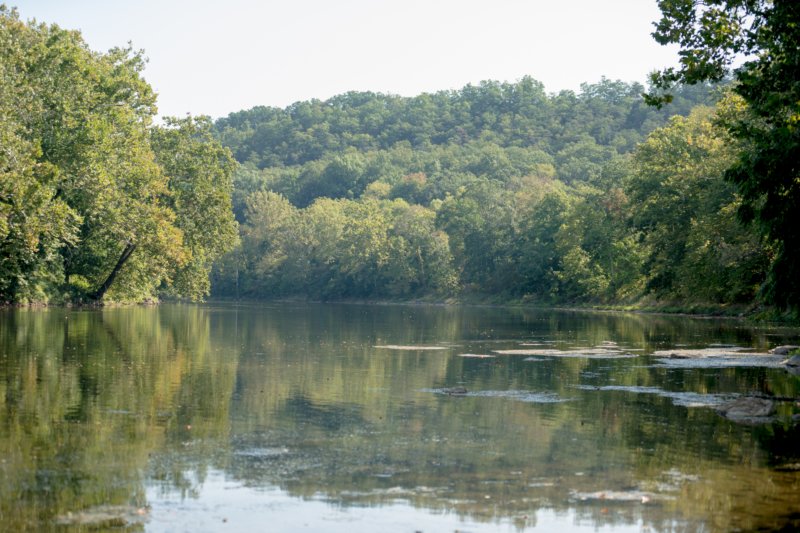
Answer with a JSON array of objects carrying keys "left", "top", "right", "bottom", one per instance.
[{"left": 10, "top": 0, "right": 681, "bottom": 119}]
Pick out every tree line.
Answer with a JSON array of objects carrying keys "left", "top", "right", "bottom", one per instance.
[
  {"left": 211, "top": 77, "right": 774, "bottom": 307},
  {"left": 211, "top": 98, "right": 768, "bottom": 305},
  {"left": 3, "top": 1, "right": 796, "bottom": 313}
]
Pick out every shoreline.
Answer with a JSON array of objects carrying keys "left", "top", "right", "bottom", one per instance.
[
  {"left": 202, "top": 296, "right": 799, "bottom": 324},
  {"left": 2, "top": 296, "right": 797, "bottom": 324}
]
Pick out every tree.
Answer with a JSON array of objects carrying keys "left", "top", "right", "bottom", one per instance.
[
  {"left": 647, "top": 0, "right": 800, "bottom": 309},
  {"left": 628, "top": 104, "right": 767, "bottom": 302},
  {"left": 382, "top": 200, "right": 457, "bottom": 296},
  {"left": 436, "top": 180, "right": 516, "bottom": 292},
  {"left": 151, "top": 117, "right": 239, "bottom": 300},
  {"left": 0, "top": 15, "right": 80, "bottom": 301},
  {"left": 1, "top": 8, "right": 236, "bottom": 303},
  {"left": 514, "top": 178, "right": 573, "bottom": 299},
  {"left": 0, "top": 7, "right": 184, "bottom": 303},
  {"left": 554, "top": 179, "right": 646, "bottom": 303}
]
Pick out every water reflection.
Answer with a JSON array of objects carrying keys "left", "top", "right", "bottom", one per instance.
[{"left": 0, "top": 303, "right": 799, "bottom": 531}]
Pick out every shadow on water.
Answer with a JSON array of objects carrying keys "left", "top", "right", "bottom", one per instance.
[{"left": 0, "top": 303, "right": 799, "bottom": 531}]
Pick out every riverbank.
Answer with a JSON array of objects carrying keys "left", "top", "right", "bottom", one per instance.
[
  {"left": 4, "top": 292, "right": 798, "bottom": 324},
  {"left": 203, "top": 294, "right": 800, "bottom": 325}
]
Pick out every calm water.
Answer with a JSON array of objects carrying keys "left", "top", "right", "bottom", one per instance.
[{"left": 1, "top": 303, "right": 799, "bottom": 532}]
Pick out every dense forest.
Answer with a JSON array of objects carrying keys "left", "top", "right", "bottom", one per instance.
[
  {"left": 209, "top": 80, "right": 771, "bottom": 308},
  {"left": 2, "top": 2, "right": 797, "bottom": 314}
]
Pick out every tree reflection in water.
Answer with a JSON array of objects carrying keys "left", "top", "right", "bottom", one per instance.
[{"left": 0, "top": 303, "right": 798, "bottom": 531}]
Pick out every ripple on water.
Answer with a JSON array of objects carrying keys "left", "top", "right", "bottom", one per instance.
[{"left": 233, "top": 447, "right": 291, "bottom": 458}]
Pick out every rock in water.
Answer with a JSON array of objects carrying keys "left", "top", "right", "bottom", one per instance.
[
  {"left": 782, "top": 355, "right": 800, "bottom": 367},
  {"left": 783, "top": 355, "right": 800, "bottom": 375},
  {"left": 770, "top": 345, "right": 800, "bottom": 355},
  {"left": 716, "top": 397, "right": 775, "bottom": 423}
]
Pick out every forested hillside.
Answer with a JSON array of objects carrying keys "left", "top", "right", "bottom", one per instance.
[
  {"left": 215, "top": 78, "right": 715, "bottom": 209},
  {"left": 217, "top": 78, "right": 711, "bottom": 167},
  {"left": 210, "top": 78, "right": 769, "bottom": 307}
]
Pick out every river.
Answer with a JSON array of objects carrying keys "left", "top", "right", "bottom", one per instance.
[{"left": 1, "top": 303, "right": 798, "bottom": 531}]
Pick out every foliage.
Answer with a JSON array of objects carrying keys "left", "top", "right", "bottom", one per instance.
[
  {"left": 221, "top": 194, "right": 457, "bottom": 299},
  {"left": 151, "top": 117, "right": 239, "bottom": 300},
  {"left": 436, "top": 180, "right": 516, "bottom": 293},
  {"left": 647, "top": 0, "right": 800, "bottom": 310},
  {"left": 218, "top": 77, "right": 716, "bottom": 172},
  {"left": 0, "top": 8, "right": 236, "bottom": 303},
  {"left": 629, "top": 102, "right": 768, "bottom": 302},
  {"left": 212, "top": 73, "right": 772, "bottom": 307},
  {"left": 554, "top": 180, "right": 644, "bottom": 302},
  {"left": 2, "top": 6, "right": 772, "bottom": 309}
]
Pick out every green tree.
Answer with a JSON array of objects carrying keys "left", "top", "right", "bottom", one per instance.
[
  {"left": 436, "top": 180, "right": 516, "bottom": 292},
  {"left": 1, "top": 8, "right": 235, "bottom": 303},
  {"left": 382, "top": 200, "right": 457, "bottom": 296},
  {"left": 647, "top": 0, "right": 800, "bottom": 309},
  {"left": 0, "top": 33, "right": 79, "bottom": 301},
  {"left": 628, "top": 104, "right": 767, "bottom": 302},
  {"left": 514, "top": 178, "right": 573, "bottom": 299},
  {"left": 238, "top": 190, "right": 299, "bottom": 296},
  {"left": 151, "top": 116, "right": 239, "bottom": 300},
  {"left": 554, "top": 179, "right": 645, "bottom": 302},
  {"left": 0, "top": 7, "right": 185, "bottom": 303}
]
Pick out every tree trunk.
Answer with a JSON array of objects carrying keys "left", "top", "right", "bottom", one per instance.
[
  {"left": 91, "top": 242, "right": 136, "bottom": 301},
  {"left": 416, "top": 247, "right": 426, "bottom": 289}
]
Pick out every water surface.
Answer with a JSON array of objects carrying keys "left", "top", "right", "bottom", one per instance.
[{"left": 1, "top": 303, "right": 799, "bottom": 531}]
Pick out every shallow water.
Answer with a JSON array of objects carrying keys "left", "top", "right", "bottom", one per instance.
[{"left": 1, "top": 303, "right": 799, "bottom": 531}]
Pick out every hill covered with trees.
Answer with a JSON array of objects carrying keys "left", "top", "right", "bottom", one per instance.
[
  {"left": 215, "top": 77, "right": 715, "bottom": 209},
  {"left": 211, "top": 77, "right": 769, "bottom": 308}
]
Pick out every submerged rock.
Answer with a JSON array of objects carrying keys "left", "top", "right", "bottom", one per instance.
[
  {"left": 655, "top": 354, "right": 784, "bottom": 370},
  {"left": 574, "top": 384, "right": 733, "bottom": 408},
  {"left": 55, "top": 505, "right": 149, "bottom": 528},
  {"left": 782, "top": 355, "right": 800, "bottom": 375},
  {"left": 571, "top": 490, "right": 661, "bottom": 504},
  {"left": 373, "top": 345, "right": 449, "bottom": 351},
  {"left": 470, "top": 390, "right": 569, "bottom": 403},
  {"left": 427, "top": 387, "right": 569, "bottom": 403},
  {"left": 770, "top": 345, "right": 800, "bottom": 355},
  {"left": 653, "top": 347, "right": 771, "bottom": 359},
  {"left": 784, "top": 355, "right": 800, "bottom": 366},
  {"left": 716, "top": 397, "right": 775, "bottom": 423},
  {"left": 493, "top": 347, "right": 635, "bottom": 359}
]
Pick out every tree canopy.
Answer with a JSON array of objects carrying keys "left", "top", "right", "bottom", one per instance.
[{"left": 0, "top": 7, "right": 236, "bottom": 304}]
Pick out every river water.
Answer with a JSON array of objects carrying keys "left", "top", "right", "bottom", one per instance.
[{"left": 1, "top": 303, "right": 798, "bottom": 531}]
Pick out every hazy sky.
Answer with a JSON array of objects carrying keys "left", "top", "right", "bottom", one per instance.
[{"left": 11, "top": 0, "right": 680, "bottom": 119}]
